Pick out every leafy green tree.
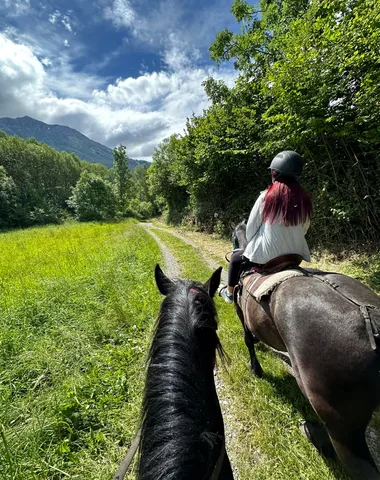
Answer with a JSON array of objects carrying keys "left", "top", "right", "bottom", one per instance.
[
  {"left": 128, "top": 165, "right": 157, "bottom": 219},
  {"left": 0, "top": 135, "right": 82, "bottom": 227},
  {"left": 67, "top": 172, "right": 116, "bottom": 222},
  {"left": 112, "top": 145, "right": 131, "bottom": 216},
  {"left": 148, "top": 136, "right": 189, "bottom": 224},
  {"left": 0, "top": 166, "right": 19, "bottom": 228}
]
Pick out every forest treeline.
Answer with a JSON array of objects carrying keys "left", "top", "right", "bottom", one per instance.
[
  {"left": 0, "top": 132, "right": 155, "bottom": 228},
  {"left": 147, "top": 0, "right": 380, "bottom": 247}
]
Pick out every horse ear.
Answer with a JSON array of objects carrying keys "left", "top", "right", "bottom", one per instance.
[
  {"left": 155, "top": 264, "right": 173, "bottom": 296},
  {"left": 204, "top": 267, "right": 222, "bottom": 298},
  {"left": 229, "top": 222, "right": 235, "bottom": 232}
]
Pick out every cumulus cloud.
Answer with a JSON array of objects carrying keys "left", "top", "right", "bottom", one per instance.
[{"left": 0, "top": 33, "right": 237, "bottom": 160}]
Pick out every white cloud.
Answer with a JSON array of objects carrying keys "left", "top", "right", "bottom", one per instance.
[
  {"left": 41, "top": 57, "right": 52, "bottom": 67},
  {"left": 49, "top": 10, "right": 61, "bottom": 24},
  {"left": 104, "top": 0, "right": 135, "bottom": 28},
  {"left": 63, "top": 39, "right": 69, "bottom": 47},
  {"left": 4, "top": 0, "right": 30, "bottom": 15},
  {"left": 0, "top": 33, "right": 237, "bottom": 160},
  {"left": 62, "top": 16, "right": 73, "bottom": 32}
]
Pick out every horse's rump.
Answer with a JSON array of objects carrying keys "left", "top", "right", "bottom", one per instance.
[{"left": 239, "top": 268, "right": 380, "bottom": 355}]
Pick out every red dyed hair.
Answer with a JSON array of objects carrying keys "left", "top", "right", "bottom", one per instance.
[{"left": 262, "top": 172, "right": 312, "bottom": 226}]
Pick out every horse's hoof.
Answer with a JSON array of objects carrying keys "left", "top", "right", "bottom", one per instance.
[
  {"left": 248, "top": 361, "right": 263, "bottom": 378},
  {"left": 300, "top": 421, "right": 335, "bottom": 458}
]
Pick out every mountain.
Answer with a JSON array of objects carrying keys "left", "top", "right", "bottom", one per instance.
[{"left": 0, "top": 116, "right": 150, "bottom": 170}]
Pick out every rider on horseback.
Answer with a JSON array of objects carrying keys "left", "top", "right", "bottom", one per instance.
[{"left": 219, "top": 151, "right": 313, "bottom": 304}]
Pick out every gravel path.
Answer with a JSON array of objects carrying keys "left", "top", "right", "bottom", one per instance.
[
  {"left": 142, "top": 223, "right": 227, "bottom": 283},
  {"left": 142, "top": 224, "right": 180, "bottom": 278},
  {"left": 141, "top": 223, "right": 240, "bottom": 478}
]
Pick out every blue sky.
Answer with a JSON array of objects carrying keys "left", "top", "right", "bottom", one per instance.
[{"left": 0, "top": 0, "right": 239, "bottom": 159}]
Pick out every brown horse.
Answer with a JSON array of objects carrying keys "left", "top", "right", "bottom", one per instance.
[{"left": 233, "top": 222, "right": 380, "bottom": 479}]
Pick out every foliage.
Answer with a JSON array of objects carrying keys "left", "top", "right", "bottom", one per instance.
[
  {"left": 148, "top": 136, "right": 190, "bottom": 224},
  {"left": 67, "top": 171, "right": 116, "bottom": 222},
  {"left": 112, "top": 145, "right": 132, "bottom": 216},
  {"left": 0, "top": 134, "right": 83, "bottom": 228},
  {"left": 0, "top": 166, "right": 19, "bottom": 228},
  {"left": 149, "top": 0, "right": 380, "bottom": 246},
  {"left": 127, "top": 165, "right": 157, "bottom": 219}
]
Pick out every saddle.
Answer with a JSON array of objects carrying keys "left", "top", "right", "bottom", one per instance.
[
  {"left": 236, "top": 254, "right": 304, "bottom": 311},
  {"left": 240, "top": 254, "right": 303, "bottom": 278}
]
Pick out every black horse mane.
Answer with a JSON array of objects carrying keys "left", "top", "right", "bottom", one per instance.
[{"left": 138, "top": 278, "right": 224, "bottom": 480}]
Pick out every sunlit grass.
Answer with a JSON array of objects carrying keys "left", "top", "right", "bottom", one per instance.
[{"left": 0, "top": 220, "right": 161, "bottom": 479}]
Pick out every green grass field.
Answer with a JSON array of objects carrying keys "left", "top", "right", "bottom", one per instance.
[
  {"left": 1, "top": 220, "right": 379, "bottom": 479},
  {"left": 0, "top": 220, "right": 162, "bottom": 479}
]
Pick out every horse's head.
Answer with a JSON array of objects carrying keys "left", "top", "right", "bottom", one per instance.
[
  {"left": 154, "top": 264, "right": 224, "bottom": 360},
  {"left": 233, "top": 220, "right": 248, "bottom": 250}
]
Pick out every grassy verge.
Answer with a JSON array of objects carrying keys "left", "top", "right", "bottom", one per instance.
[
  {"left": 150, "top": 227, "right": 361, "bottom": 480},
  {"left": 0, "top": 220, "right": 162, "bottom": 480}
]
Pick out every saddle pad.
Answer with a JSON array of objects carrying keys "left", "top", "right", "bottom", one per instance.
[{"left": 244, "top": 269, "right": 304, "bottom": 302}]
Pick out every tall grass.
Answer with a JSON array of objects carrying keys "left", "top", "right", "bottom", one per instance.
[{"left": 0, "top": 220, "right": 161, "bottom": 479}]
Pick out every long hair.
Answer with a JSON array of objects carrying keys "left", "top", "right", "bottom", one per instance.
[{"left": 262, "top": 172, "right": 312, "bottom": 226}]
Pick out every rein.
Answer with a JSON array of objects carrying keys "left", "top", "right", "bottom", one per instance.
[
  {"left": 211, "top": 441, "right": 226, "bottom": 480},
  {"left": 113, "top": 428, "right": 141, "bottom": 480}
]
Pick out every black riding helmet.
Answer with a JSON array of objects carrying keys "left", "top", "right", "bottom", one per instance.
[{"left": 268, "top": 150, "right": 303, "bottom": 178}]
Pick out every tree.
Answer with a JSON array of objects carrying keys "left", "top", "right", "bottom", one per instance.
[
  {"left": 67, "top": 172, "right": 116, "bottom": 222},
  {"left": 112, "top": 145, "right": 131, "bottom": 216},
  {"left": 148, "top": 0, "right": 380, "bottom": 244},
  {"left": 0, "top": 166, "right": 19, "bottom": 228},
  {"left": 148, "top": 136, "right": 189, "bottom": 224},
  {"left": 128, "top": 165, "right": 157, "bottom": 219}
]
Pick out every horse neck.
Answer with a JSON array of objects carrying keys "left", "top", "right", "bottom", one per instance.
[
  {"left": 236, "top": 226, "right": 248, "bottom": 250},
  {"left": 138, "top": 292, "right": 221, "bottom": 480}
]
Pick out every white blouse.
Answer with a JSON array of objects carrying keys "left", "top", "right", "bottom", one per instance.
[{"left": 243, "top": 190, "right": 311, "bottom": 265}]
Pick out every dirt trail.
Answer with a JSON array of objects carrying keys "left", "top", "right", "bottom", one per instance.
[
  {"left": 142, "top": 222, "right": 227, "bottom": 283},
  {"left": 141, "top": 223, "right": 240, "bottom": 478}
]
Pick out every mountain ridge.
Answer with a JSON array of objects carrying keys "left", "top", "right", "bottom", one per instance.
[{"left": 0, "top": 116, "right": 150, "bottom": 170}]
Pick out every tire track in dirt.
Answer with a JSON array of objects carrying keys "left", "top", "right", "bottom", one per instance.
[{"left": 141, "top": 223, "right": 240, "bottom": 479}]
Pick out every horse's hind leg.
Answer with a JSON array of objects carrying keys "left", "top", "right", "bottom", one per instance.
[
  {"left": 235, "top": 304, "right": 263, "bottom": 377},
  {"left": 305, "top": 381, "right": 380, "bottom": 479},
  {"left": 328, "top": 427, "right": 380, "bottom": 479},
  {"left": 243, "top": 327, "right": 263, "bottom": 378}
]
